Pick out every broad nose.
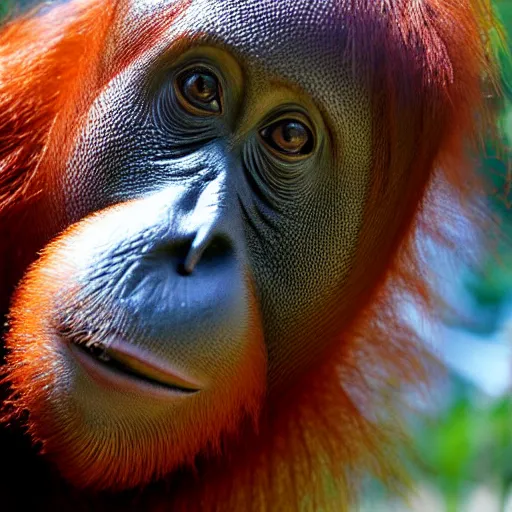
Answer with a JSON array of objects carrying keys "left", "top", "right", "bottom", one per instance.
[{"left": 172, "top": 171, "right": 238, "bottom": 276}]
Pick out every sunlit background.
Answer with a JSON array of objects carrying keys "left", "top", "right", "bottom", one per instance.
[
  {"left": 364, "top": 3, "right": 512, "bottom": 509},
  {"left": 1, "top": 1, "right": 511, "bottom": 511}
]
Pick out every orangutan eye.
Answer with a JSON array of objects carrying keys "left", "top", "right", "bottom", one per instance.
[
  {"left": 176, "top": 68, "right": 221, "bottom": 115},
  {"left": 260, "top": 119, "right": 314, "bottom": 158}
]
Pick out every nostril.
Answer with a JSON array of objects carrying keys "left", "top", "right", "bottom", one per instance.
[
  {"left": 176, "top": 262, "right": 192, "bottom": 277},
  {"left": 199, "top": 235, "right": 232, "bottom": 261},
  {"left": 182, "top": 230, "right": 233, "bottom": 274}
]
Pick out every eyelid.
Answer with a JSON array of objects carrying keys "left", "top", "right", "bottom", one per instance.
[{"left": 260, "top": 110, "right": 315, "bottom": 135}]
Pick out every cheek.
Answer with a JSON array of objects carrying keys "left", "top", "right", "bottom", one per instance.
[
  {"left": 3, "top": 208, "right": 267, "bottom": 491},
  {"left": 250, "top": 185, "right": 368, "bottom": 385},
  {"left": 252, "top": 120, "right": 372, "bottom": 385},
  {"left": 52, "top": 75, "right": 151, "bottom": 223}
]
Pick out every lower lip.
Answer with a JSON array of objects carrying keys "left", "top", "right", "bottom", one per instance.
[{"left": 68, "top": 342, "right": 196, "bottom": 399}]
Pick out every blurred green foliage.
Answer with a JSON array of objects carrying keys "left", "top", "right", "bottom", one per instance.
[
  {"left": 0, "top": 2, "right": 11, "bottom": 18},
  {"left": 462, "top": 1, "right": 512, "bottom": 331},
  {"left": 416, "top": 395, "right": 512, "bottom": 511},
  {"left": 417, "top": 3, "right": 512, "bottom": 510},
  {"left": 0, "top": 0, "right": 33, "bottom": 19}
]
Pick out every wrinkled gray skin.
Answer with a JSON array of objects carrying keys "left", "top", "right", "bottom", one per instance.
[
  {"left": 52, "top": 0, "right": 372, "bottom": 383},
  {"left": 33, "top": 0, "right": 373, "bottom": 490}
]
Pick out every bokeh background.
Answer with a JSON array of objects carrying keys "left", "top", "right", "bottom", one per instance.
[{"left": 1, "top": 1, "right": 512, "bottom": 510}]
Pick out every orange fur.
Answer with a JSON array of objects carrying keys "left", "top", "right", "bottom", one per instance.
[{"left": 0, "top": 0, "right": 507, "bottom": 510}]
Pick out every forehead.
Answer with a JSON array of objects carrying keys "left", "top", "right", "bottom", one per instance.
[
  {"left": 132, "top": 0, "right": 347, "bottom": 66},
  {"left": 182, "top": 0, "right": 348, "bottom": 78},
  {"left": 128, "top": 0, "right": 368, "bottom": 145}
]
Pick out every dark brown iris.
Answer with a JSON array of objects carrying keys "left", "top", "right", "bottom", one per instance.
[
  {"left": 261, "top": 120, "right": 314, "bottom": 157},
  {"left": 178, "top": 70, "right": 221, "bottom": 114}
]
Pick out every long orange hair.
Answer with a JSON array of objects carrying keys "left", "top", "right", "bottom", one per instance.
[{"left": 0, "top": 1, "right": 507, "bottom": 510}]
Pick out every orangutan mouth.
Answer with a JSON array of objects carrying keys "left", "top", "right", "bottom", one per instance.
[{"left": 60, "top": 325, "right": 201, "bottom": 394}]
